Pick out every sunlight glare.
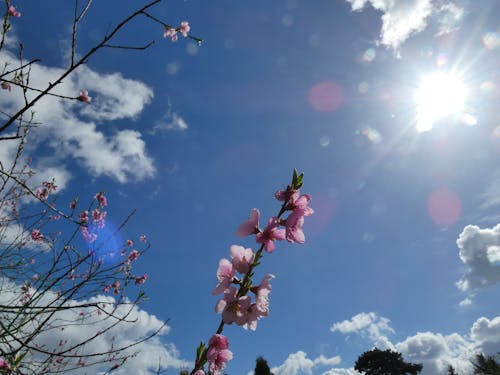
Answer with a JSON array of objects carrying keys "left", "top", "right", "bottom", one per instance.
[{"left": 415, "top": 72, "right": 467, "bottom": 132}]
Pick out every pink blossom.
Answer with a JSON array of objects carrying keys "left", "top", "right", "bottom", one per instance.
[
  {"left": 208, "top": 333, "right": 229, "bottom": 351},
  {"left": 134, "top": 273, "right": 148, "bottom": 285},
  {"left": 69, "top": 199, "right": 77, "bottom": 209},
  {"left": 289, "top": 193, "right": 314, "bottom": 216},
  {"left": 235, "top": 208, "right": 260, "bottom": 237},
  {"left": 230, "top": 245, "right": 254, "bottom": 274},
  {"left": 243, "top": 303, "right": 264, "bottom": 331},
  {"left": 81, "top": 227, "right": 97, "bottom": 243},
  {"left": 256, "top": 217, "right": 286, "bottom": 253},
  {"left": 193, "top": 371, "right": 205, "bottom": 375},
  {"left": 0, "top": 357, "right": 10, "bottom": 370},
  {"left": 275, "top": 187, "right": 296, "bottom": 202},
  {"left": 1, "top": 81, "right": 11, "bottom": 91},
  {"left": 207, "top": 334, "right": 233, "bottom": 375},
  {"left": 126, "top": 239, "right": 134, "bottom": 246},
  {"left": 128, "top": 249, "right": 140, "bottom": 261},
  {"left": 179, "top": 21, "right": 190, "bottom": 37},
  {"left": 163, "top": 27, "right": 178, "bottom": 41},
  {"left": 78, "top": 210, "right": 89, "bottom": 224},
  {"left": 92, "top": 209, "right": 106, "bottom": 228},
  {"left": 43, "top": 180, "right": 58, "bottom": 191},
  {"left": 78, "top": 89, "right": 91, "bottom": 103},
  {"left": 212, "top": 258, "right": 234, "bottom": 295},
  {"left": 94, "top": 192, "right": 107, "bottom": 207},
  {"left": 8, "top": 5, "right": 21, "bottom": 17},
  {"left": 112, "top": 280, "right": 120, "bottom": 294},
  {"left": 139, "top": 235, "right": 147, "bottom": 243},
  {"left": 31, "top": 229, "right": 44, "bottom": 242},
  {"left": 215, "top": 287, "right": 251, "bottom": 325},
  {"left": 35, "top": 187, "right": 49, "bottom": 201},
  {"left": 285, "top": 211, "right": 305, "bottom": 243},
  {"left": 252, "top": 274, "right": 274, "bottom": 314}
]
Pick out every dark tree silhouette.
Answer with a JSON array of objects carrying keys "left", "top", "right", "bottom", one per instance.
[
  {"left": 354, "top": 348, "right": 423, "bottom": 375},
  {"left": 254, "top": 356, "right": 274, "bottom": 375},
  {"left": 447, "top": 365, "right": 459, "bottom": 375},
  {"left": 472, "top": 353, "right": 500, "bottom": 375}
]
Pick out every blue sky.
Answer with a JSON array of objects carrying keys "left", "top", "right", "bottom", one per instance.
[{"left": 2, "top": 0, "right": 500, "bottom": 374}]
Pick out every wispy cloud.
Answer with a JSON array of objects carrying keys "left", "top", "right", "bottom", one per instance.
[
  {"left": 345, "top": 0, "right": 464, "bottom": 50},
  {"left": 150, "top": 108, "right": 188, "bottom": 135}
]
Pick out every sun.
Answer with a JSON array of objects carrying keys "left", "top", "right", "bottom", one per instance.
[{"left": 414, "top": 72, "right": 468, "bottom": 132}]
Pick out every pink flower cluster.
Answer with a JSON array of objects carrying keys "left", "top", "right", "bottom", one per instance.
[
  {"left": 236, "top": 188, "right": 314, "bottom": 248},
  {"left": 191, "top": 170, "right": 312, "bottom": 375},
  {"left": 163, "top": 21, "right": 190, "bottom": 41},
  {"left": 31, "top": 229, "right": 44, "bottom": 242},
  {"left": 103, "top": 280, "right": 121, "bottom": 294},
  {"left": 78, "top": 192, "right": 108, "bottom": 243},
  {"left": 213, "top": 246, "right": 274, "bottom": 330},
  {"left": 35, "top": 180, "right": 58, "bottom": 201},
  {"left": 205, "top": 334, "right": 233, "bottom": 375},
  {"left": 8, "top": 5, "right": 21, "bottom": 17}
]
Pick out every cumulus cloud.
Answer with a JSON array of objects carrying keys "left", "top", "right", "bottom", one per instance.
[
  {"left": 271, "top": 351, "right": 341, "bottom": 375},
  {"left": 0, "top": 50, "right": 155, "bottom": 184},
  {"left": 396, "top": 332, "right": 474, "bottom": 374},
  {"left": 0, "top": 281, "right": 189, "bottom": 374},
  {"left": 326, "top": 312, "right": 500, "bottom": 375},
  {"left": 470, "top": 316, "right": 500, "bottom": 355},
  {"left": 345, "top": 0, "right": 464, "bottom": 50},
  {"left": 455, "top": 223, "right": 500, "bottom": 291},
  {"left": 330, "top": 312, "right": 394, "bottom": 342}
]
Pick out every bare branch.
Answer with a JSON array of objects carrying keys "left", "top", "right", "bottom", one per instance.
[{"left": 103, "top": 40, "right": 155, "bottom": 50}]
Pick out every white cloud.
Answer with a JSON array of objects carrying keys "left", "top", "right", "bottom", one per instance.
[
  {"left": 322, "top": 369, "right": 360, "bottom": 375},
  {"left": 271, "top": 351, "right": 341, "bottom": 375},
  {"left": 396, "top": 331, "right": 474, "bottom": 374},
  {"left": 330, "top": 312, "right": 395, "bottom": 342},
  {"left": 345, "top": 0, "right": 464, "bottom": 50},
  {"left": 455, "top": 223, "right": 500, "bottom": 291},
  {"left": 0, "top": 50, "right": 155, "bottom": 183},
  {"left": 0, "top": 281, "right": 189, "bottom": 374},
  {"left": 470, "top": 316, "right": 500, "bottom": 354},
  {"left": 327, "top": 312, "right": 500, "bottom": 375},
  {"left": 150, "top": 112, "right": 188, "bottom": 134},
  {"left": 459, "top": 297, "right": 473, "bottom": 307},
  {"left": 314, "top": 354, "right": 342, "bottom": 367}
]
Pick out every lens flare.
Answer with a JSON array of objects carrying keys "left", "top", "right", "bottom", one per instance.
[
  {"left": 427, "top": 187, "right": 461, "bottom": 227},
  {"left": 308, "top": 81, "right": 343, "bottom": 112}
]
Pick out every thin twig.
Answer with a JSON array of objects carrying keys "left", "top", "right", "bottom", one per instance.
[{"left": 102, "top": 40, "right": 155, "bottom": 50}]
